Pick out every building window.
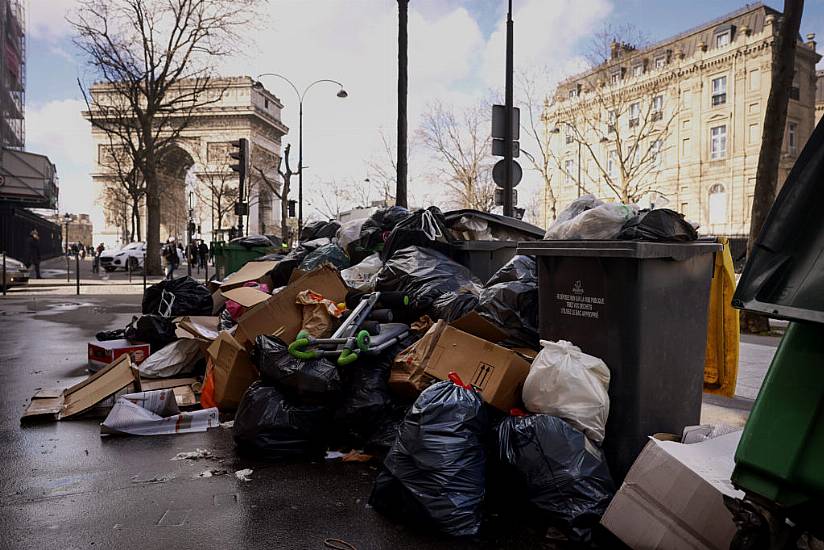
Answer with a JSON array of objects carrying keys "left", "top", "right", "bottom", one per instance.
[
  {"left": 607, "top": 109, "right": 617, "bottom": 133},
  {"left": 264, "top": 98, "right": 270, "bottom": 109},
  {"left": 682, "top": 137, "right": 690, "bottom": 156},
  {"left": 651, "top": 139, "right": 663, "bottom": 167},
  {"left": 611, "top": 71, "right": 622, "bottom": 85},
  {"left": 569, "top": 88, "right": 578, "bottom": 99},
  {"left": 652, "top": 95, "right": 663, "bottom": 121},
  {"left": 654, "top": 55, "right": 666, "bottom": 69},
  {"left": 715, "top": 31, "right": 731, "bottom": 48},
  {"left": 680, "top": 202, "right": 689, "bottom": 216},
  {"left": 565, "top": 124, "right": 574, "bottom": 144},
  {"left": 711, "top": 76, "right": 727, "bottom": 106},
  {"left": 710, "top": 125, "right": 727, "bottom": 160},
  {"left": 749, "top": 69, "right": 760, "bottom": 92},
  {"left": 749, "top": 123, "right": 760, "bottom": 145},
  {"left": 789, "top": 84, "right": 800, "bottom": 101},
  {"left": 565, "top": 159, "right": 574, "bottom": 184},
  {"left": 788, "top": 121, "right": 798, "bottom": 154},
  {"left": 629, "top": 102, "right": 640, "bottom": 128},
  {"left": 633, "top": 64, "right": 644, "bottom": 77},
  {"left": 708, "top": 183, "right": 727, "bottom": 225},
  {"left": 608, "top": 150, "right": 618, "bottom": 178},
  {"left": 749, "top": 102, "right": 760, "bottom": 114}
]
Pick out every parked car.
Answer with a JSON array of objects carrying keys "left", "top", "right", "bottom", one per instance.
[
  {"left": 99, "top": 242, "right": 185, "bottom": 272},
  {"left": 0, "top": 256, "right": 29, "bottom": 290}
]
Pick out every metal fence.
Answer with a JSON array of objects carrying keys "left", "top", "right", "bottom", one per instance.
[{"left": 0, "top": 205, "right": 63, "bottom": 262}]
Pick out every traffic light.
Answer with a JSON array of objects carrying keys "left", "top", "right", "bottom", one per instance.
[{"left": 229, "top": 138, "right": 248, "bottom": 183}]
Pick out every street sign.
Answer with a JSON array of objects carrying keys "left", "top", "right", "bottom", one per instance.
[
  {"left": 494, "top": 187, "right": 518, "bottom": 206},
  {"left": 492, "top": 159, "right": 522, "bottom": 188},
  {"left": 492, "top": 138, "right": 520, "bottom": 158},
  {"left": 491, "top": 105, "right": 520, "bottom": 139},
  {"left": 234, "top": 202, "right": 249, "bottom": 216}
]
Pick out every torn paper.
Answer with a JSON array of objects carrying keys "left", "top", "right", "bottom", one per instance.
[{"left": 100, "top": 389, "right": 219, "bottom": 436}]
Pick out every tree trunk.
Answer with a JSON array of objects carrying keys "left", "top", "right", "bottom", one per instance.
[
  {"left": 131, "top": 196, "right": 140, "bottom": 242},
  {"left": 396, "top": 0, "right": 409, "bottom": 208},
  {"left": 741, "top": 0, "right": 804, "bottom": 334},
  {"left": 143, "top": 140, "right": 162, "bottom": 275},
  {"left": 281, "top": 176, "right": 291, "bottom": 247}
]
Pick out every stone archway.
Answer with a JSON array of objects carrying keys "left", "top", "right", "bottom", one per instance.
[{"left": 157, "top": 145, "right": 195, "bottom": 242}]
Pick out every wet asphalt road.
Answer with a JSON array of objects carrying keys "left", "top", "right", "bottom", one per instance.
[{"left": 0, "top": 295, "right": 562, "bottom": 550}]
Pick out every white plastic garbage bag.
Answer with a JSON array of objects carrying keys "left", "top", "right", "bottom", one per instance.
[
  {"left": 137, "top": 338, "right": 202, "bottom": 378},
  {"left": 522, "top": 340, "right": 611, "bottom": 444},
  {"left": 340, "top": 253, "right": 383, "bottom": 292},
  {"left": 335, "top": 218, "right": 366, "bottom": 250},
  {"left": 545, "top": 195, "right": 638, "bottom": 240}
]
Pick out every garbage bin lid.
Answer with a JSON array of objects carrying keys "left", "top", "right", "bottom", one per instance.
[
  {"left": 733, "top": 117, "right": 824, "bottom": 324},
  {"left": 444, "top": 209, "right": 545, "bottom": 239},
  {"left": 517, "top": 240, "right": 720, "bottom": 261}
]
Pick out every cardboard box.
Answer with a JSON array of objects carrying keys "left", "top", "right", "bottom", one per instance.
[
  {"left": 601, "top": 432, "right": 744, "bottom": 550},
  {"left": 88, "top": 339, "right": 150, "bottom": 371},
  {"left": 205, "top": 331, "right": 259, "bottom": 410},
  {"left": 219, "top": 260, "right": 278, "bottom": 290},
  {"left": 235, "top": 266, "right": 348, "bottom": 346},
  {"left": 423, "top": 324, "right": 531, "bottom": 412}
]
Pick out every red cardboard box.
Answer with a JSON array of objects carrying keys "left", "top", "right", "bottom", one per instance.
[{"left": 88, "top": 339, "right": 150, "bottom": 371}]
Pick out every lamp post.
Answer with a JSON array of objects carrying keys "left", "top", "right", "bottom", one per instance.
[
  {"left": 253, "top": 74, "right": 348, "bottom": 237},
  {"left": 63, "top": 213, "right": 72, "bottom": 283}
]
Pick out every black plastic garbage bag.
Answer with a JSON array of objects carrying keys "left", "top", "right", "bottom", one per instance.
[
  {"left": 298, "top": 243, "right": 350, "bottom": 272},
  {"left": 253, "top": 335, "right": 341, "bottom": 403},
  {"left": 380, "top": 207, "right": 454, "bottom": 261},
  {"left": 267, "top": 239, "right": 330, "bottom": 287},
  {"left": 477, "top": 256, "right": 539, "bottom": 349},
  {"left": 229, "top": 234, "right": 275, "bottom": 248},
  {"left": 496, "top": 414, "right": 615, "bottom": 543},
  {"left": 233, "top": 381, "right": 330, "bottom": 460},
  {"left": 430, "top": 290, "right": 479, "bottom": 322},
  {"left": 124, "top": 314, "right": 177, "bottom": 351},
  {"left": 217, "top": 308, "right": 236, "bottom": 331},
  {"left": 618, "top": 208, "right": 698, "bottom": 242},
  {"left": 142, "top": 276, "right": 213, "bottom": 316},
  {"left": 348, "top": 206, "right": 412, "bottom": 263},
  {"left": 301, "top": 220, "right": 340, "bottom": 241},
  {"left": 376, "top": 246, "right": 480, "bottom": 321},
  {"left": 369, "top": 378, "right": 488, "bottom": 537}
]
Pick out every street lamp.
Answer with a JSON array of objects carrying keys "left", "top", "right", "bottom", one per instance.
[{"left": 253, "top": 74, "right": 348, "bottom": 237}]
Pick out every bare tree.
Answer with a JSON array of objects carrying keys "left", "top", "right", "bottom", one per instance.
[
  {"left": 256, "top": 143, "right": 298, "bottom": 246},
  {"left": 310, "top": 178, "right": 351, "bottom": 221},
  {"left": 191, "top": 143, "right": 238, "bottom": 240},
  {"left": 418, "top": 101, "right": 496, "bottom": 211},
  {"left": 742, "top": 0, "right": 804, "bottom": 334},
  {"left": 97, "top": 131, "right": 146, "bottom": 241},
  {"left": 585, "top": 23, "right": 650, "bottom": 67},
  {"left": 73, "top": 0, "right": 260, "bottom": 274}
]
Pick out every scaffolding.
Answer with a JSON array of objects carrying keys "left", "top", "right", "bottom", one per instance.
[{"left": 0, "top": 0, "right": 24, "bottom": 150}]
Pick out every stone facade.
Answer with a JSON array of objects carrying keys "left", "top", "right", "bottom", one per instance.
[
  {"left": 87, "top": 76, "right": 288, "bottom": 248},
  {"left": 545, "top": 4, "right": 820, "bottom": 237}
]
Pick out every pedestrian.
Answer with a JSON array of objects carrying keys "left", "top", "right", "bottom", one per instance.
[
  {"left": 70, "top": 242, "right": 78, "bottom": 257},
  {"left": 162, "top": 236, "right": 180, "bottom": 280},
  {"left": 93, "top": 243, "right": 105, "bottom": 273},
  {"left": 27, "top": 229, "right": 41, "bottom": 279},
  {"left": 198, "top": 240, "right": 209, "bottom": 270},
  {"left": 79, "top": 242, "right": 86, "bottom": 260}
]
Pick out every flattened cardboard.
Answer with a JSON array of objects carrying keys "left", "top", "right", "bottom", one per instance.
[
  {"left": 219, "top": 260, "right": 278, "bottom": 290},
  {"left": 235, "top": 266, "right": 348, "bottom": 346},
  {"left": 137, "top": 377, "right": 199, "bottom": 392},
  {"left": 23, "top": 354, "right": 136, "bottom": 421},
  {"left": 601, "top": 432, "right": 744, "bottom": 550},
  {"left": 220, "top": 286, "right": 271, "bottom": 308},
  {"left": 62, "top": 354, "right": 137, "bottom": 419},
  {"left": 176, "top": 316, "right": 220, "bottom": 341},
  {"left": 451, "top": 311, "right": 507, "bottom": 343},
  {"left": 205, "top": 331, "right": 259, "bottom": 409},
  {"left": 422, "top": 323, "right": 531, "bottom": 412}
]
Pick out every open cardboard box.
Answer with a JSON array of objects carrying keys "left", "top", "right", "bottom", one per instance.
[
  {"left": 205, "top": 331, "right": 259, "bottom": 410},
  {"left": 234, "top": 265, "right": 348, "bottom": 347}
]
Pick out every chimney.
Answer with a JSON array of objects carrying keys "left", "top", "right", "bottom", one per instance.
[{"left": 806, "top": 32, "right": 816, "bottom": 50}]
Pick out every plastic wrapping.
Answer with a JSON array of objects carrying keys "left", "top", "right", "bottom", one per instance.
[
  {"left": 233, "top": 381, "right": 330, "bottom": 460},
  {"left": 618, "top": 208, "right": 698, "bottom": 242},
  {"left": 496, "top": 414, "right": 615, "bottom": 542},
  {"left": 376, "top": 246, "right": 480, "bottom": 320},
  {"left": 298, "top": 243, "right": 350, "bottom": 272},
  {"left": 136, "top": 338, "right": 203, "bottom": 378},
  {"left": 545, "top": 195, "right": 638, "bottom": 240},
  {"left": 369, "top": 379, "right": 488, "bottom": 537},
  {"left": 253, "top": 335, "right": 341, "bottom": 404},
  {"left": 142, "top": 277, "right": 213, "bottom": 316},
  {"left": 335, "top": 218, "right": 367, "bottom": 251},
  {"left": 340, "top": 253, "right": 383, "bottom": 292},
  {"left": 380, "top": 207, "right": 454, "bottom": 261},
  {"left": 217, "top": 308, "right": 236, "bottom": 331},
  {"left": 124, "top": 314, "right": 177, "bottom": 351},
  {"left": 477, "top": 256, "right": 539, "bottom": 349},
  {"left": 522, "top": 340, "right": 611, "bottom": 443}
]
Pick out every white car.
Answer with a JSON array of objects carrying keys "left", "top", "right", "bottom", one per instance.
[
  {"left": 1, "top": 256, "right": 29, "bottom": 289},
  {"left": 99, "top": 242, "right": 185, "bottom": 272}
]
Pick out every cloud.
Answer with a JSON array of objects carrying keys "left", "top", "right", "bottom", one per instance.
[
  {"left": 28, "top": 0, "right": 78, "bottom": 42},
  {"left": 26, "top": 99, "right": 101, "bottom": 228}
]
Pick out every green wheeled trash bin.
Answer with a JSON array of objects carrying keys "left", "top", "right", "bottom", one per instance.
[
  {"left": 517, "top": 240, "right": 720, "bottom": 482},
  {"left": 212, "top": 241, "right": 275, "bottom": 280}
]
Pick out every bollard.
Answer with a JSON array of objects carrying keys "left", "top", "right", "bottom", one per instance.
[
  {"left": 66, "top": 253, "right": 70, "bottom": 283},
  {"left": 143, "top": 253, "right": 147, "bottom": 293},
  {"left": 2, "top": 251, "right": 6, "bottom": 297},
  {"left": 75, "top": 253, "right": 80, "bottom": 295},
  {"left": 128, "top": 258, "right": 132, "bottom": 283},
  {"left": 205, "top": 259, "right": 209, "bottom": 284}
]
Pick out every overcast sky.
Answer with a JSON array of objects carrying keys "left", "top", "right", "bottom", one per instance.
[{"left": 24, "top": 0, "right": 823, "bottom": 231}]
